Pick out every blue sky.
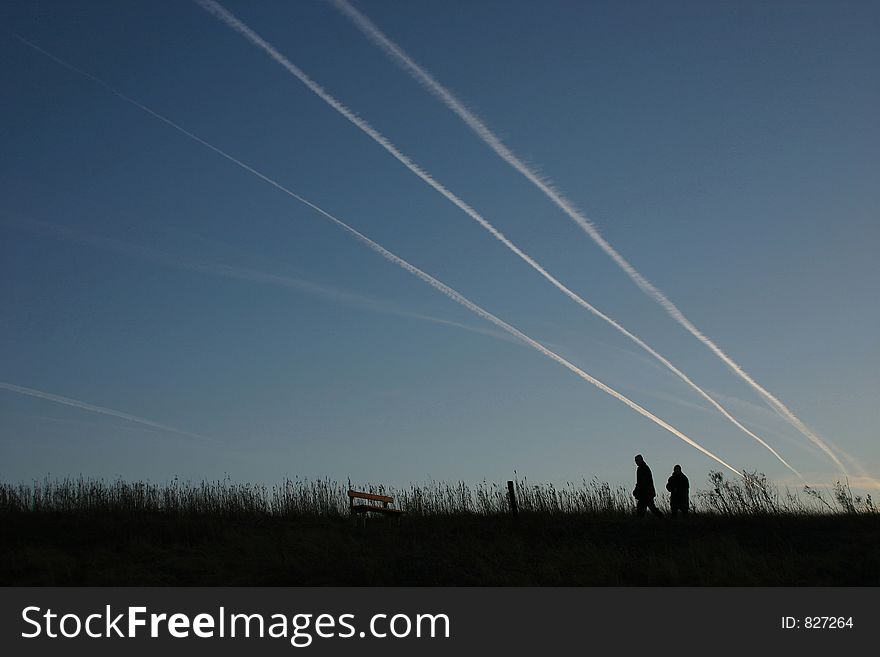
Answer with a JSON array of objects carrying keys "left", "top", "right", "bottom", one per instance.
[{"left": 1, "top": 0, "right": 878, "bottom": 493}]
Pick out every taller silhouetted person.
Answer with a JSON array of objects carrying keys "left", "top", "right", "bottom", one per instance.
[
  {"left": 666, "top": 465, "right": 690, "bottom": 517},
  {"left": 633, "top": 454, "right": 664, "bottom": 518}
]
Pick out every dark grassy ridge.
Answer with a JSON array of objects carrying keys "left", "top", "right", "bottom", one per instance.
[
  {"left": 2, "top": 473, "right": 877, "bottom": 585},
  {"left": 3, "top": 511, "right": 878, "bottom": 586}
]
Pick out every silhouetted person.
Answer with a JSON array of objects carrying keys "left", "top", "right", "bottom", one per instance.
[
  {"left": 666, "top": 464, "right": 690, "bottom": 517},
  {"left": 633, "top": 454, "right": 664, "bottom": 518}
]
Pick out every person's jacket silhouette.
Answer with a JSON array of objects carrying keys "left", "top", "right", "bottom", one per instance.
[
  {"left": 632, "top": 454, "right": 663, "bottom": 518},
  {"left": 666, "top": 465, "right": 689, "bottom": 517}
]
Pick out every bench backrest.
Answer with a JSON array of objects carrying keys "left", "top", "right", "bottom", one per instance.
[{"left": 347, "top": 489, "right": 394, "bottom": 505}]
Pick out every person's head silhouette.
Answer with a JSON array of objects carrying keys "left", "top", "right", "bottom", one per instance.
[
  {"left": 673, "top": 464, "right": 682, "bottom": 473},
  {"left": 635, "top": 454, "right": 644, "bottom": 466}
]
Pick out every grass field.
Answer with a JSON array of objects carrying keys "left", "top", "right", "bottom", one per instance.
[{"left": 2, "top": 473, "right": 877, "bottom": 585}]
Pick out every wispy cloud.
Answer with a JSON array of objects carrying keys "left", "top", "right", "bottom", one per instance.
[
  {"left": 3, "top": 213, "right": 520, "bottom": 347},
  {"left": 326, "top": 0, "right": 842, "bottom": 476},
  {"left": 0, "top": 382, "right": 208, "bottom": 441},
  {"left": 2, "top": 412, "right": 198, "bottom": 442},
  {"left": 192, "top": 1, "right": 786, "bottom": 475},
  {"left": 776, "top": 473, "right": 880, "bottom": 492}
]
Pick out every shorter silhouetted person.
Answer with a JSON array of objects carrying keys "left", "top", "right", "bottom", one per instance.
[
  {"left": 666, "top": 464, "right": 690, "bottom": 517},
  {"left": 633, "top": 454, "right": 664, "bottom": 518}
]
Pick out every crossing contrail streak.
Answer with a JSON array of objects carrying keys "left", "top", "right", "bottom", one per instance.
[
  {"left": 14, "top": 36, "right": 741, "bottom": 476},
  {"left": 324, "top": 0, "right": 846, "bottom": 476},
  {"left": 4, "top": 214, "right": 519, "bottom": 347},
  {"left": 190, "top": 1, "right": 797, "bottom": 475},
  {"left": 0, "top": 382, "right": 209, "bottom": 441}
]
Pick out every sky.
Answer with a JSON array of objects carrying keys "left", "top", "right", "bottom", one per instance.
[{"left": 1, "top": 0, "right": 878, "bottom": 494}]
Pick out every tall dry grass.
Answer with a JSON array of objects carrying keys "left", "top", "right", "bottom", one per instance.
[
  {"left": 697, "top": 471, "right": 877, "bottom": 516},
  {"left": 0, "top": 472, "right": 874, "bottom": 518}
]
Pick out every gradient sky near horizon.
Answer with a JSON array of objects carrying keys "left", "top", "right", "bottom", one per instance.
[{"left": 1, "top": 0, "right": 878, "bottom": 493}]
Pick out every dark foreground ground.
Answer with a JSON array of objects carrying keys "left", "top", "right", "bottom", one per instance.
[{"left": 2, "top": 512, "right": 878, "bottom": 585}]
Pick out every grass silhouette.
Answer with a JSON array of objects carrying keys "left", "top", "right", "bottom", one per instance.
[{"left": 1, "top": 473, "right": 877, "bottom": 585}]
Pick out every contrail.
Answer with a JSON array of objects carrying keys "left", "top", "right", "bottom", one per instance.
[
  {"left": 188, "top": 265, "right": 521, "bottom": 344},
  {"left": 4, "top": 213, "right": 519, "bottom": 347},
  {"left": 190, "top": 1, "right": 798, "bottom": 475},
  {"left": 13, "top": 37, "right": 742, "bottom": 476},
  {"left": 323, "top": 215, "right": 745, "bottom": 478},
  {"left": 323, "top": 0, "right": 846, "bottom": 476},
  {"left": 0, "top": 382, "right": 208, "bottom": 441}
]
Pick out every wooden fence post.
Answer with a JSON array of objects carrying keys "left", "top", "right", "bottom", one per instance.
[{"left": 507, "top": 480, "right": 519, "bottom": 518}]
